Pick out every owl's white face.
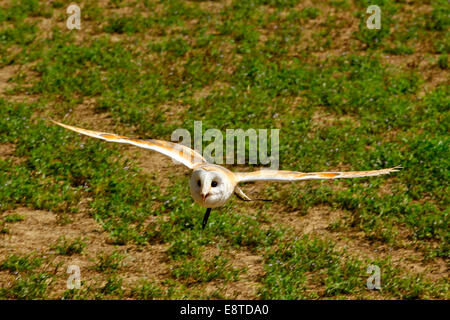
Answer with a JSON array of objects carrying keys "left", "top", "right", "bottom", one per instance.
[{"left": 190, "top": 168, "right": 234, "bottom": 208}]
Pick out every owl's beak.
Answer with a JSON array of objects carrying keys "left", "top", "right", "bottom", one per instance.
[
  {"left": 200, "top": 192, "right": 209, "bottom": 202},
  {"left": 200, "top": 185, "right": 211, "bottom": 202}
]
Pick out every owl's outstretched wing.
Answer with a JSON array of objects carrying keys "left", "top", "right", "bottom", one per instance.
[
  {"left": 235, "top": 166, "right": 401, "bottom": 183},
  {"left": 51, "top": 120, "right": 207, "bottom": 169}
]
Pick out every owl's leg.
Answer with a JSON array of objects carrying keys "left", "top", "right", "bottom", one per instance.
[
  {"left": 234, "top": 186, "right": 272, "bottom": 202},
  {"left": 235, "top": 186, "right": 252, "bottom": 201},
  {"left": 202, "top": 208, "right": 212, "bottom": 229}
]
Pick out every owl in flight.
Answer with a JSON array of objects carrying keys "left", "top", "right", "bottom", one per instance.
[{"left": 52, "top": 120, "right": 401, "bottom": 229}]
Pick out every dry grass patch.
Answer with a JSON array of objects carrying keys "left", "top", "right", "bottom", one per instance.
[
  {"left": 310, "top": 107, "right": 361, "bottom": 128},
  {"left": 267, "top": 203, "right": 448, "bottom": 286},
  {"left": 0, "top": 207, "right": 173, "bottom": 298}
]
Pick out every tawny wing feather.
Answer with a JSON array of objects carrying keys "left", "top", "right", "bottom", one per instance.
[
  {"left": 51, "top": 120, "right": 207, "bottom": 169},
  {"left": 235, "top": 166, "right": 401, "bottom": 183}
]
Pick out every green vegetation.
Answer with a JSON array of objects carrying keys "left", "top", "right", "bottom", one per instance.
[
  {"left": 3, "top": 214, "right": 25, "bottom": 223},
  {"left": 0, "top": 0, "right": 448, "bottom": 299},
  {"left": 0, "top": 254, "right": 43, "bottom": 273},
  {"left": 94, "top": 250, "right": 124, "bottom": 273},
  {"left": 51, "top": 236, "right": 87, "bottom": 256}
]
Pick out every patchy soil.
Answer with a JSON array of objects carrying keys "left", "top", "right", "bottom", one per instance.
[
  {"left": 311, "top": 108, "right": 361, "bottom": 128},
  {"left": 0, "top": 65, "right": 18, "bottom": 96},
  {"left": 225, "top": 249, "right": 264, "bottom": 299},
  {"left": 0, "top": 143, "right": 16, "bottom": 161},
  {"left": 0, "top": 207, "right": 171, "bottom": 297},
  {"left": 1, "top": 0, "right": 447, "bottom": 300},
  {"left": 268, "top": 204, "right": 448, "bottom": 282}
]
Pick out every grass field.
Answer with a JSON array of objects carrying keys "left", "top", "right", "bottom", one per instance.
[{"left": 0, "top": 0, "right": 448, "bottom": 299}]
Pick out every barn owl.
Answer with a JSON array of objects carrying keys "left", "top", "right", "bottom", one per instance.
[{"left": 51, "top": 120, "right": 401, "bottom": 229}]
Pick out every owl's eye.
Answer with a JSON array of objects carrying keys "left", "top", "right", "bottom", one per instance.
[
  {"left": 211, "top": 181, "right": 218, "bottom": 187},
  {"left": 197, "top": 180, "right": 201, "bottom": 187}
]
